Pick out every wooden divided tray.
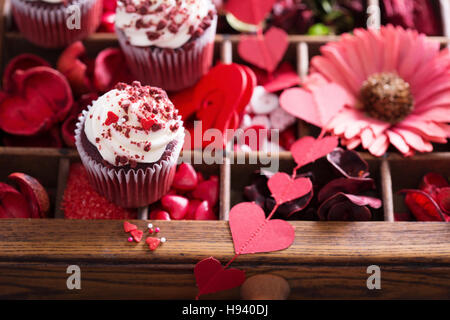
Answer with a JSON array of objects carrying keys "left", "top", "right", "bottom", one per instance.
[{"left": 0, "top": 0, "right": 449, "bottom": 299}]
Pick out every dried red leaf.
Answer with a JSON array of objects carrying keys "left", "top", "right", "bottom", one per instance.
[
  {"left": 0, "top": 182, "right": 32, "bottom": 218},
  {"left": 318, "top": 193, "right": 381, "bottom": 221},
  {"left": 94, "top": 48, "right": 132, "bottom": 92},
  {"left": 327, "top": 148, "right": 370, "bottom": 179},
  {"left": 8, "top": 173, "right": 49, "bottom": 218},
  {"left": 436, "top": 187, "right": 450, "bottom": 215},
  {"left": 318, "top": 177, "right": 375, "bottom": 203},
  {"left": 420, "top": 172, "right": 449, "bottom": 200},
  {"left": 57, "top": 41, "right": 93, "bottom": 96},
  {"left": 3, "top": 54, "right": 50, "bottom": 92},
  {"left": 399, "top": 189, "right": 447, "bottom": 222},
  {"left": 0, "top": 66, "right": 73, "bottom": 135}
]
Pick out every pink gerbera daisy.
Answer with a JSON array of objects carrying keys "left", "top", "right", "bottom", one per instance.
[{"left": 280, "top": 25, "right": 450, "bottom": 156}]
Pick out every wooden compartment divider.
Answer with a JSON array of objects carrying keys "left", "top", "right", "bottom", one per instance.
[{"left": 0, "top": 0, "right": 449, "bottom": 299}]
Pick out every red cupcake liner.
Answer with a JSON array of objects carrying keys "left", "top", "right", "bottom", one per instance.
[
  {"left": 75, "top": 108, "right": 184, "bottom": 208},
  {"left": 117, "top": 16, "right": 217, "bottom": 92},
  {"left": 11, "top": 0, "right": 102, "bottom": 48}
]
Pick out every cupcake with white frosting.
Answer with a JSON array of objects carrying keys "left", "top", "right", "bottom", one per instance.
[
  {"left": 115, "top": 0, "right": 217, "bottom": 91},
  {"left": 11, "top": 0, "right": 102, "bottom": 48},
  {"left": 75, "top": 81, "right": 185, "bottom": 208}
]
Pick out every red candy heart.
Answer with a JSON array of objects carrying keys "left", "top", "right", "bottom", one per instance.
[
  {"left": 238, "top": 27, "right": 288, "bottom": 73},
  {"left": 267, "top": 172, "right": 312, "bottom": 205},
  {"left": 149, "top": 209, "right": 171, "bottom": 220},
  {"left": 146, "top": 237, "right": 161, "bottom": 251},
  {"left": 194, "top": 257, "right": 246, "bottom": 297},
  {"left": 290, "top": 136, "right": 339, "bottom": 169},
  {"left": 225, "top": 0, "right": 276, "bottom": 25},
  {"left": 194, "top": 200, "right": 217, "bottom": 220},
  {"left": 172, "top": 163, "right": 198, "bottom": 191},
  {"left": 0, "top": 66, "right": 73, "bottom": 135},
  {"left": 229, "top": 202, "right": 295, "bottom": 254},
  {"left": 161, "top": 195, "right": 189, "bottom": 220},
  {"left": 192, "top": 176, "right": 219, "bottom": 207},
  {"left": 123, "top": 221, "right": 137, "bottom": 233}
]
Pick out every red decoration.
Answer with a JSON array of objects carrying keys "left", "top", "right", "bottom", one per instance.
[
  {"left": 254, "top": 62, "right": 301, "bottom": 93},
  {"left": 105, "top": 111, "right": 119, "bottom": 126},
  {"left": 130, "top": 229, "right": 143, "bottom": 242},
  {"left": 2, "top": 54, "right": 50, "bottom": 92},
  {"left": 8, "top": 173, "right": 49, "bottom": 218},
  {"left": 267, "top": 172, "right": 312, "bottom": 205},
  {"left": 238, "top": 27, "right": 288, "bottom": 73},
  {"left": 123, "top": 221, "right": 137, "bottom": 233},
  {"left": 146, "top": 237, "right": 161, "bottom": 251},
  {"left": 229, "top": 202, "right": 295, "bottom": 254},
  {"left": 225, "top": 0, "right": 276, "bottom": 25},
  {"left": 0, "top": 67, "right": 73, "bottom": 136},
  {"left": 194, "top": 257, "right": 246, "bottom": 297},
  {"left": 290, "top": 136, "right": 339, "bottom": 169},
  {"left": 94, "top": 47, "right": 132, "bottom": 92},
  {"left": 279, "top": 84, "right": 350, "bottom": 128}
]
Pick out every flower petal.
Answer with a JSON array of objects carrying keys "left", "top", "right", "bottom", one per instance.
[
  {"left": 387, "top": 130, "right": 410, "bottom": 154},
  {"left": 368, "top": 134, "right": 389, "bottom": 156}
]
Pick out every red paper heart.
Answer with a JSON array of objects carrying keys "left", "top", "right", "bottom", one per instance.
[
  {"left": 238, "top": 27, "right": 288, "bottom": 73},
  {"left": 194, "top": 257, "right": 246, "bottom": 297},
  {"left": 279, "top": 84, "right": 350, "bottom": 128},
  {"left": 254, "top": 62, "right": 300, "bottom": 93},
  {"left": 229, "top": 202, "right": 295, "bottom": 254},
  {"left": 291, "top": 136, "right": 339, "bottom": 169},
  {"left": 226, "top": 0, "right": 276, "bottom": 25},
  {"left": 267, "top": 172, "right": 312, "bottom": 205}
]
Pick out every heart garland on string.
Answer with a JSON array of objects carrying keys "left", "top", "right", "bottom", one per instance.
[
  {"left": 290, "top": 136, "right": 339, "bottom": 169},
  {"left": 225, "top": 0, "right": 277, "bottom": 25},
  {"left": 238, "top": 27, "right": 289, "bottom": 73},
  {"left": 229, "top": 202, "right": 296, "bottom": 255},
  {"left": 194, "top": 257, "right": 246, "bottom": 297}
]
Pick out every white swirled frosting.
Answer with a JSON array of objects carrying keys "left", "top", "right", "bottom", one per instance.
[
  {"left": 115, "top": 0, "right": 216, "bottom": 48},
  {"left": 84, "top": 82, "right": 184, "bottom": 167}
]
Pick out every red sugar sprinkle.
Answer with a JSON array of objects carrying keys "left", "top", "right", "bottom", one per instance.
[
  {"left": 105, "top": 111, "right": 119, "bottom": 126},
  {"left": 62, "top": 163, "right": 137, "bottom": 220}
]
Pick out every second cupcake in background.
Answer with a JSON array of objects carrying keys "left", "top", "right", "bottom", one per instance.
[
  {"left": 11, "top": 0, "right": 103, "bottom": 48},
  {"left": 115, "top": 0, "right": 217, "bottom": 92},
  {"left": 75, "top": 81, "right": 185, "bottom": 208}
]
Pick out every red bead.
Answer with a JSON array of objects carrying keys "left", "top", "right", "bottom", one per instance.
[
  {"left": 149, "top": 228, "right": 154, "bottom": 234},
  {"left": 155, "top": 227, "right": 160, "bottom": 233}
]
